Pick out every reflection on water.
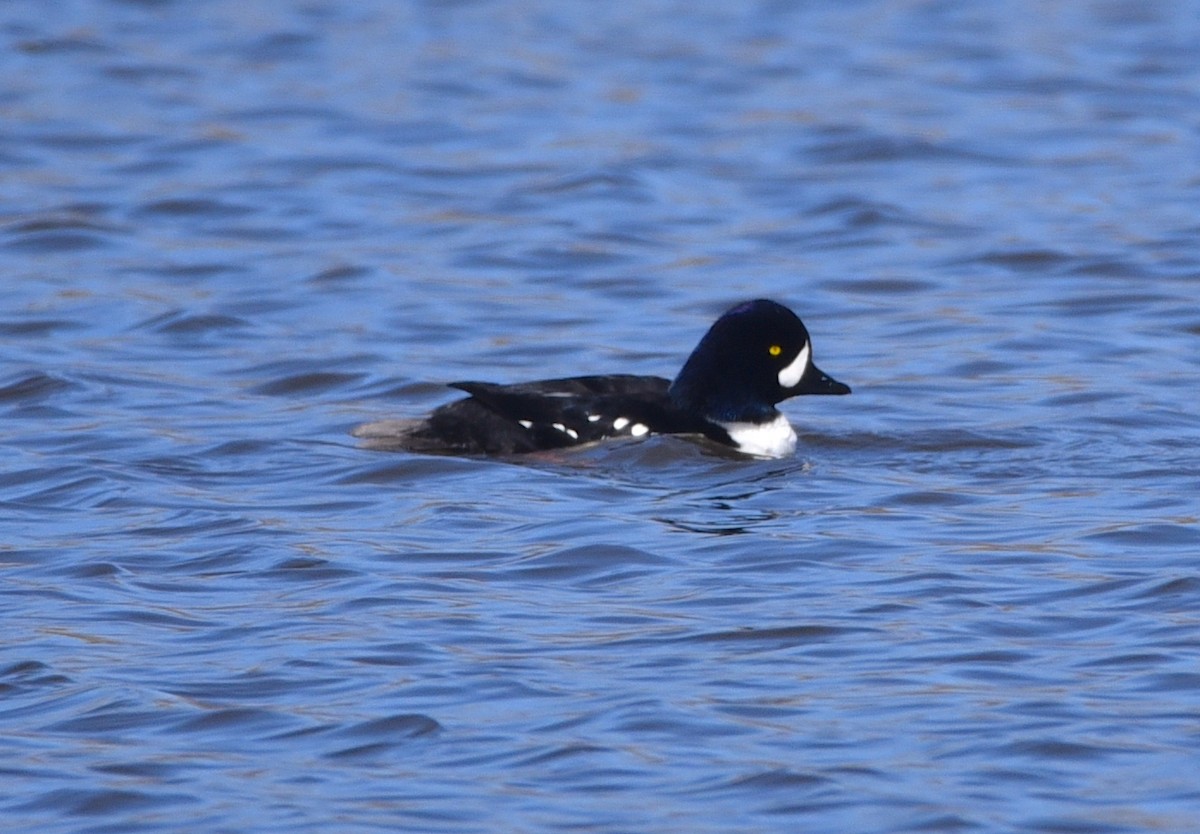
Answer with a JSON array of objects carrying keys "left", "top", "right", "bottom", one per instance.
[{"left": 3, "top": 0, "right": 1200, "bottom": 832}]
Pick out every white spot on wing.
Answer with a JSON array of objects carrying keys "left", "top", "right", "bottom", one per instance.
[
  {"left": 612, "top": 417, "right": 630, "bottom": 431},
  {"left": 777, "top": 342, "right": 811, "bottom": 389},
  {"left": 587, "top": 414, "right": 602, "bottom": 422},
  {"left": 720, "top": 414, "right": 797, "bottom": 458},
  {"left": 551, "top": 422, "right": 580, "bottom": 440},
  {"left": 630, "top": 423, "right": 649, "bottom": 437},
  {"left": 518, "top": 420, "right": 533, "bottom": 429}
]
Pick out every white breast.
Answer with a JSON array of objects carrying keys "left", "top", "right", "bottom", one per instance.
[{"left": 720, "top": 414, "right": 797, "bottom": 458}]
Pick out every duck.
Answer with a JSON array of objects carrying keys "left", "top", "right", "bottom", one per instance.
[{"left": 353, "top": 299, "right": 849, "bottom": 458}]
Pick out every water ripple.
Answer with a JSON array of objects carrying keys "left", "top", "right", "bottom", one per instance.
[{"left": 2, "top": 1, "right": 1199, "bottom": 832}]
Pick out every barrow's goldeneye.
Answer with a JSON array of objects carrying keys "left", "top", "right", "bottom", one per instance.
[{"left": 353, "top": 299, "right": 850, "bottom": 458}]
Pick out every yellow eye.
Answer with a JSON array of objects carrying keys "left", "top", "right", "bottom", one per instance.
[{"left": 768, "top": 344, "right": 782, "bottom": 357}]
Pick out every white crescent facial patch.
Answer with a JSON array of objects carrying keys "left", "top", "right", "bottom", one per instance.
[{"left": 777, "top": 342, "right": 810, "bottom": 389}]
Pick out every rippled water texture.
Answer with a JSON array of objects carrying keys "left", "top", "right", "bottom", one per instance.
[{"left": 3, "top": 1, "right": 1200, "bottom": 832}]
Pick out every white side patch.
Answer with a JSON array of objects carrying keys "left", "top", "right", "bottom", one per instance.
[
  {"left": 612, "top": 417, "right": 630, "bottom": 431},
  {"left": 630, "top": 423, "right": 649, "bottom": 437},
  {"left": 518, "top": 420, "right": 533, "bottom": 429},
  {"left": 721, "top": 414, "right": 797, "bottom": 458},
  {"left": 587, "top": 414, "right": 602, "bottom": 422},
  {"left": 778, "top": 342, "right": 811, "bottom": 389}
]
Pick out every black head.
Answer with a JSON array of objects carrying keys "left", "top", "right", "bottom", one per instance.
[{"left": 668, "top": 299, "right": 850, "bottom": 421}]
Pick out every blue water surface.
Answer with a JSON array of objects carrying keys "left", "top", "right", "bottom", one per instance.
[{"left": 2, "top": 1, "right": 1199, "bottom": 832}]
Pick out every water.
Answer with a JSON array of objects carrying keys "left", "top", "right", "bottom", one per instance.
[{"left": 3, "top": 1, "right": 1199, "bottom": 831}]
